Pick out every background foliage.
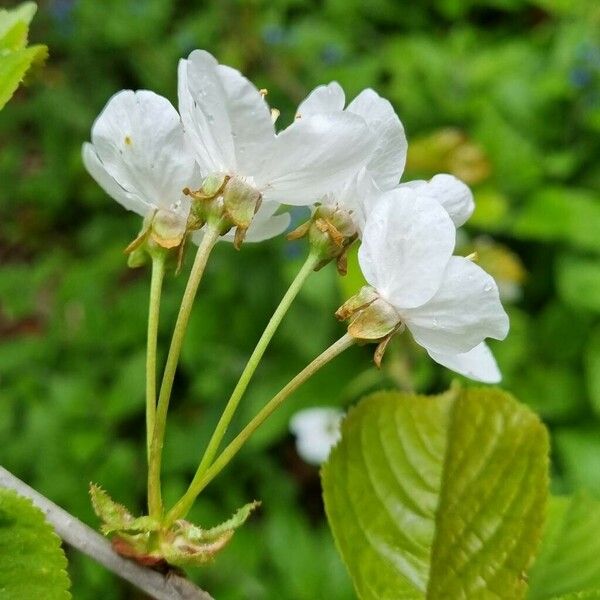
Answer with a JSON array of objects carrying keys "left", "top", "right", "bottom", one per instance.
[{"left": 0, "top": 0, "right": 599, "bottom": 597}]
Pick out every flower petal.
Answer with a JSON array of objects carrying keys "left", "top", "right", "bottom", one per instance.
[
  {"left": 289, "top": 407, "right": 344, "bottom": 465},
  {"left": 403, "top": 256, "right": 509, "bottom": 354},
  {"left": 358, "top": 188, "right": 456, "bottom": 308},
  {"left": 90, "top": 90, "right": 194, "bottom": 210},
  {"left": 323, "top": 169, "right": 382, "bottom": 235},
  {"left": 295, "top": 82, "right": 345, "bottom": 118},
  {"left": 346, "top": 89, "right": 407, "bottom": 190},
  {"left": 178, "top": 50, "right": 275, "bottom": 177},
  {"left": 257, "top": 112, "right": 375, "bottom": 206},
  {"left": 242, "top": 201, "right": 291, "bottom": 242},
  {"left": 82, "top": 143, "right": 150, "bottom": 216},
  {"left": 402, "top": 174, "right": 474, "bottom": 227},
  {"left": 427, "top": 342, "right": 502, "bottom": 383},
  {"left": 216, "top": 64, "right": 276, "bottom": 175}
]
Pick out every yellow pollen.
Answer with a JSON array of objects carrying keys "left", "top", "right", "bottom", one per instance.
[
  {"left": 124, "top": 135, "right": 132, "bottom": 146},
  {"left": 465, "top": 251, "right": 479, "bottom": 262},
  {"left": 259, "top": 88, "right": 268, "bottom": 97}
]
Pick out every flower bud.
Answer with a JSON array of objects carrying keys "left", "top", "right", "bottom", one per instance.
[
  {"left": 222, "top": 176, "right": 262, "bottom": 249},
  {"left": 336, "top": 286, "right": 403, "bottom": 367},
  {"left": 123, "top": 210, "right": 186, "bottom": 270},
  {"left": 150, "top": 209, "right": 187, "bottom": 249},
  {"left": 288, "top": 204, "right": 358, "bottom": 274}
]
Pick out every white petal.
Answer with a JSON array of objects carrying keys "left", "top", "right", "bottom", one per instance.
[
  {"left": 82, "top": 143, "right": 150, "bottom": 216},
  {"left": 178, "top": 51, "right": 236, "bottom": 174},
  {"left": 216, "top": 64, "right": 276, "bottom": 175},
  {"left": 358, "top": 188, "right": 456, "bottom": 309},
  {"left": 244, "top": 202, "right": 290, "bottom": 242},
  {"left": 401, "top": 174, "right": 474, "bottom": 227},
  {"left": 295, "top": 82, "right": 345, "bottom": 118},
  {"left": 178, "top": 51, "right": 275, "bottom": 177},
  {"left": 289, "top": 407, "right": 344, "bottom": 466},
  {"left": 403, "top": 256, "right": 509, "bottom": 354},
  {"left": 346, "top": 89, "right": 407, "bottom": 190},
  {"left": 323, "top": 169, "right": 382, "bottom": 235},
  {"left": 257, "top": 112, "right": 375, "bottom": 206},
  {"left": 90, "top": 90, "right": 194, "bottom": 210},
  {"left": 428, "top": 342, "right": 502, "bottom": 383}
]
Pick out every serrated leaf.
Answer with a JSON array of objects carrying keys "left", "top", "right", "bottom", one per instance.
[
  {"left": 0, "top": 488, "right": 71, "bottom": 599},
  {"left": 0, "top": 2, "right": 37, "bottom": 44},
  {"left": 322, "top": 388, "right": 549, "bottom": 600},
  {"left": 0, "top": 2, "right": 47, "bottom": 110},
  {"left": 528, "top": 492, "right": 600, "bottom": 599},
  {"left": 0, "top": 44, "right": 47, "bottom": 110}
]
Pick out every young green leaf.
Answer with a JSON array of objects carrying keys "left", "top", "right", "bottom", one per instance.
[
  {"left": 528, "top": 492, "right": 600, "bottom": 599},
  {"left": 322, "top": 388, "right": 549, "bottom": 600},
  {"left": 0, "top": 488, "right": 71, "bottom": 599},
  {"left": 0, "top": 2, "right": 47, "bottom": 110}
]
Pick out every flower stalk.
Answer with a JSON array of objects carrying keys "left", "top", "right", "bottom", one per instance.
[
  {"left": 165, "top": 333, "right": 355, "bottom": 526},
  {"left": 148, "top": 223, "right": 221, "bottom": 519},
  {"left": 146, "top": 254, "right": 166, "bottom": 457},
  {"left": 194, "top": 251, "right": 320, "bottom": 478}
]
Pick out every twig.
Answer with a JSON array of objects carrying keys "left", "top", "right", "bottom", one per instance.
[{"left": 0, "top": 466, "right": 214, "bottom": 600}]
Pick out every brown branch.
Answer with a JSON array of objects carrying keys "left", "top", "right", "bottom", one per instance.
[{"left": 0, "top": 466, "right": 214, "bottom": 600}]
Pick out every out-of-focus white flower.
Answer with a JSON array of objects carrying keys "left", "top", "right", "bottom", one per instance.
[
  {"left": 289, "top": 407, "right": 344, "bottom": 466},
  {"left": 178, "top": 51, "right": 376, "bottom": 242},
  {"left": 82, "top": 90, "right": 196, "bottom": 245},
  {"left": 295, "top": 82, "right": 407, "bottom": 235},
  {"left": 338, "top": 188, "right": 509, "bottom": 382}
]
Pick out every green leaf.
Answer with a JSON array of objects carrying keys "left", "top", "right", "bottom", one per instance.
[
  {"left": 548, "top": 592, "right": 600, "bottom": 600},
  {"left": 585, "top": 327, "right": 600, "bottom": 415},
  {"left": 557, "top": 255, "right": 600, "bottom": 313},
  {"left": 528, "top": 493, "right": 600, "bottom": 599},
  {"left": 0, "top": 2, "right": 37, "bottom": 46},
  {"left": 0, "top": 2, "right": 47, "bottom": 110},
  {"left": 514, "top": 188, "right": 600, "bottom": 254},
  {"left": 0, "top": 488, "right": 71, "bottom": 599},
  {"left": 322, "top": 388, "right": 549, "bottom": 600}
]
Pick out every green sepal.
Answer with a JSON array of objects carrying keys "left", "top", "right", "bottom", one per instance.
[
  {"left": 89, "top": 484, "right": 160, "bottom": 535},
  {"left": 91, "top": 485, "right": 259, "bottom": 568},
  {"left": 163, "top": 501, "right": 261, "bottom": 566}
]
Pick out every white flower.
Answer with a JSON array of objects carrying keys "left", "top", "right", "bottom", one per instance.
[
  {"left": 82, "top": 90, "right": 196, "bottom": 238},
  {"left": 353, "top": 188, "right": 509, "bottom": 382},
  {"left": 289, "top": 407, "right": 344, "bottom": 466},
  {"left": 295, "top": 82, "right": 407, "bottom": 234},
  {"left": 400, "top": 173, "right": 475, "bottom": 227},
  {"left": 178, "top": 51, "right": 376, "bottom": 240}
]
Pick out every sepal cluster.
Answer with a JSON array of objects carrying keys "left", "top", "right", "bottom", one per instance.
[{"left": 90, "top": 484, "right": 259, "bottom": 567}]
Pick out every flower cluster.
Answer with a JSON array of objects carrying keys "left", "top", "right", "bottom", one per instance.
[{"left": 83, "top": 48, "right": 508, "bottom": 383}]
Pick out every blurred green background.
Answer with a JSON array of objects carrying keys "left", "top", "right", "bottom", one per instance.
[{"left": 1, "top": 0, "right": 599, "bottom": 597}]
